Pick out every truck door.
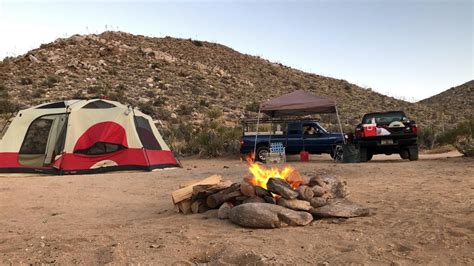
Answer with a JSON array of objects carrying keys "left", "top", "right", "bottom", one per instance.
[
  {"left": 302, "top": 123, "right": 327, "bottom": 153},
  {"left": 285, "top": 123, "right": 303, "bottom": 154}
]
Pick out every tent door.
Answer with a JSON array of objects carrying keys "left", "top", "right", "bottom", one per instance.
[
  {"left": 18, "top": 114, "right": 68, "bottom": 168},
  {"left": 43, "top": 115, "right": 68, "bottom": 165}
]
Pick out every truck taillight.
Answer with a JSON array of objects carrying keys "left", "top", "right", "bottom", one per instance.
[
  {"left": 411, "top": 124, "right": 418, "bottom": 134},
  {"left": 355, "top": 126, "right": 364, "bottom": 137},
  {"left": 240, "top": 138, "right": 244, "bottom": 145}
]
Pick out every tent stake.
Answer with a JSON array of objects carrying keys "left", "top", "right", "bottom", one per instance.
[{"left": 335, "top": 105, "right": 346, "bottom": 144}]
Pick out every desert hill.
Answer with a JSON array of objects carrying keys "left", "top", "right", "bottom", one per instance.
[
  {"left": 419, "top": 80, "right": 473, "bottom": 121},
  {"left": 0, "top": 31, "right": 468, "bottom": 153}
]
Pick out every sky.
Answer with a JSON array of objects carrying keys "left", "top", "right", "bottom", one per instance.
[{"left": 0, "top": 0, "right": 472, "bottom": 102}]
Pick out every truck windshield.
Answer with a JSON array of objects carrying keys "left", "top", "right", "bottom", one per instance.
[{"left": 363, "top": 112, "right": 405, "bottom": 125}]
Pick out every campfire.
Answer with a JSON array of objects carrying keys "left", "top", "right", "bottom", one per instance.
[{"left": 171, "top": 158, "right": 370, "bottom": 229}]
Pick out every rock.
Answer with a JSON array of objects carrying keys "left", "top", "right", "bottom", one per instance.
[
  {"left": 296, "top": 185, "right": 314, "bottom": 201},
  {"left": 243, "top": 196, "right": 266, "bottom": 204},
  {"left": 240, "top": 181, "right": 256, "bottom": 197},
  {"left": 309, "top": 197, "right": 328, "bottom": 208},
  {"left": 146, "top": 77, "right": 154, "bottom": 83},
  {"left": 322, "top": 176, "right": 349, "bottom": 198},
  {"left": 263, "top": 195, "right": 276, "bottom": 204},
  {"left": 266, "top": 178, "right": 298, "bottom": 199},
  {"left": 28, "top": 54, "right": 40, "bottom": 63},
  {"left": 309, "top": 199, "right": 371, "bottom": 218},
  {"left": 254, "top": 186, "right": 271, "bottom": 198},
  {"left": 308, "top": 176, "right": 326, "bottom": 187},
  {"left": 277, "top": 198, "right": 311, "bottom": 211},
  {"left": 218, "top": 202, "right": 233, "bottom": 219},
  {"left": 311, "top": 185, "right": 326, "bottom": 197},
  {"left": 228, "top": 203, "right": 313, "bottom": 228},
  {"left": 171, "top": 113, "right": 177, "bottom": 119}
]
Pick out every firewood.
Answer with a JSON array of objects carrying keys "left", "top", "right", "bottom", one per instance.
[
  {"left": 277, "top": 198, "right": 311, "bottom": 211},
  {"left": 255, "top": 186, "right": 271, "bottom": 198},
  {"left": 240, "top": 181, "right": 256, "bottom": 197},
  {"left": 207, "top": 190, "right": 242, "bottom": 208},
  {"left": 308, "top": 176, "right": 325, "bottom": 187},
  {"left": 179, "top": 179, "right": 199, "bottom": 188},
  {"left": 191, "top": 199, "right": 209, "bottom": 214},
  {"left": 177, "top": 199, "right": 192, "bottom": 214},
  {"left": 266, "top": 178, "right": 298, "bottom": 199},
  {"left": 235, "top": 195, "right": 249, "bottom": 202},
  {"left": 296, "top": 185, "right": 314, "bottom": 201},
  {"left": 171, "top": 175, "right": 222, "bottom": 204},
  {"left": 191, "top": 180, "right": 233, "bottom": 200},
  {"left": 263, "top": 195, "right": 276, "bottom": 204},
  {"left": 320, "top": 176, "right": 349, "bottom": 198},
  {"left": 309, "top": 197, "right": 328, "bottom": 208}
]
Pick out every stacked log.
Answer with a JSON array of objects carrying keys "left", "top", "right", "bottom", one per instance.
[{"left": 171, "top": 174, "right": 371, "bottom": 228}]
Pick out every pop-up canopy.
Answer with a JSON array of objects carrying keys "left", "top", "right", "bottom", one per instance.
[{"left": 260, "top": 90, "right": 336, "bottom": 117}]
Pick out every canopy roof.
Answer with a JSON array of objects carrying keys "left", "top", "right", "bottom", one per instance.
[{"left": 260, "top": 90, "right": 336, "bottom": 117}]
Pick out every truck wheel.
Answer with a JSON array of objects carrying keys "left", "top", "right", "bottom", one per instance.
[
  {"left": 256, "top": 146, "right": 269, "bottom": 162},
  {"left": 408, "top": 146, "right": 419, "bottom": 161},
  {"left": 360, "top": 148, "right": 373, "bottom": 162},
  {"left": 400, "top": 149, "right": 409, "bottom": 160},
  {"left": 331, "top": 144, "right": 343, "bottom": 162}
]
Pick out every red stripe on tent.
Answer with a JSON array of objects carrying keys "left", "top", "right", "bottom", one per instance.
[
  {"left": 59, "top": 149, "right": 177, "bottom": 170},
  {"left": 73, "top": 121, "right": 128, "bottom": 151},
  {"left": 0, "top": 152, "right": 21, "bottom": 168}
]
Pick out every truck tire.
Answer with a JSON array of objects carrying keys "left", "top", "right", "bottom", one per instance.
[
  {"left": 400, "top": 149, "right": 409, "bottom": 160},
  {"left": 331, "top": 144, "right": 343, "bottom": 162},
  {"left": 408, "top": 146, "right": 419, "bottom": 161},
  {"left": 360, "top": 148, "right": 373, "bottom": 162},
  {"left": 256, "top": 146, "right": 269, "bottom": 162}
]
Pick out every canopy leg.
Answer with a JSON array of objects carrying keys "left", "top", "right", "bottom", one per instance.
[
  {"left": 335, "top": 105, "right": 346, "bottom": 144},
  {"left": 253, "top": 108, "right": 261, "bottom": 162}
]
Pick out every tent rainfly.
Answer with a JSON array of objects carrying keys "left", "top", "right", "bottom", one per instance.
[{"left": 0, "top": 99, "right": 180, "bottom": 174}]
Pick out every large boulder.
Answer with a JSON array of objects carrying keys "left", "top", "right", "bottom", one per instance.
[
  {"left": 229, "top": 203, "right": 313, "bottom": 228},
  {"left": 309, "top": 199, "right": 371, "bottom": 218}
]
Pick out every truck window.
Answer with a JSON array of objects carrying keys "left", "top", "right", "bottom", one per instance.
[{"left": 287, "top": 123, "right": 301, "bottom": 135}]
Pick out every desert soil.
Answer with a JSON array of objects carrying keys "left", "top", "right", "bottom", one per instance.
[{"left": 0, "top": 152, "right": 473, "bottom": 264}]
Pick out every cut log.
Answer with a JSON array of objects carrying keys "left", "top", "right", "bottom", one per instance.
[
  {"left": 206, "top": 183, "right": 242, "bottom": 208},
  {"left": 171, "top": 175, "right": 222, "bottom": 204},
  {"left": 296, "top": 185, "right": 314, "bottom": 201},
  {"left": 177, "top": 199, "right": 192, "bottom": 214},
  {"left": 228, "top": 203, "right": 313, "bottom": 228},
  {"left": 218, "top": 202, "right": 233, "bottom": 219},
  {"left": 309, "top": 197, "right": 328, "bottom": 208},
  {"left": 263, "top": 195, "right": 276, "bottom": 204},
  {"left": 191, "top": 199, "right": 209, "bottom": 214},
  {"left": 309, "top": 199, "right": 371, "bottom": 218},
  {"left": 266, "top": 178, "right": 298, "bottom": 199},
  {"left": 191, "top": 180, "right": 233, "bottom": 201},
  {"left": 179, "top": 179, "right": 199, "bottom": 189},
  {"left": 277, "top": 198, "right": 311, "bottom": 211},
  {"left": 240, "top": 181, "right": 256, "bottom": 197}
]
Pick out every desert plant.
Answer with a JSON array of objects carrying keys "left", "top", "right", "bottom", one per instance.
[
  {"left": 40, "top": 75, "right": 59, "bottom": 88},
  {"left": 19, "top": 77, "right": 33, "bottom": 85},
  {"left": 454, "top": 135, "right": 474, "bottom": 157}
]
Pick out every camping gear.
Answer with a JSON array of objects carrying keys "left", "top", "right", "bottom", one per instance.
[
  {"left": 300, "top": 151, "right": 309, "bottom": 162},
  {"left": 252, "top": 90, "right": 346, "bottom": 162},
  {"left": 268, "top": 142, "right": 286, "bottom": 163},
  {"left": 0, "top": 99, "right": 180, "bottom": 174},
  {"left": 362, "top": 124, "right": 377, "bottom": 137},
  {"left": 342, "top": 144, "right": 360, "bottom": 163}
]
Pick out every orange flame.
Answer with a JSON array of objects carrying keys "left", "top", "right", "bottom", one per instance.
[{"left": 245, "top": 153, "right": 304, "bottom": 190}]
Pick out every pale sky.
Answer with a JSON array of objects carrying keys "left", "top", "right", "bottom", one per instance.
[{"left": 0, "top": 0, "right": 472, "bottom": 101}]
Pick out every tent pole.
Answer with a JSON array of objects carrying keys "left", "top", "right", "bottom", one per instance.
[
  {"left": 335, "top": 105, "right": 346, "bottom": 144},
  {"left": 253, "top": 107, "right": 261, "bottom": 162}
]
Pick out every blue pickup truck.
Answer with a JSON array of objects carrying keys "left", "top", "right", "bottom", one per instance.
[{"left": 240, "top": 119, "right": 345, "bottom": 161}]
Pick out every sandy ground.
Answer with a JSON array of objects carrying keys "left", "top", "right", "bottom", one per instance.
[{"left": 0, "top": 151, "right": 473, "bottom": 264}]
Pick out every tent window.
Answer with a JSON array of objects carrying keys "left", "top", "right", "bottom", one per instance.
[
  {"left": 36, "top": 102, "right": 66, "bottom": 109},
  {"left": 74, "top": 142, "right": 125, "bottom": 155},
  {"left": 82, "top": 100, "right": 116, "bottom": 109},
  {"left": 134, "top": 116, "right": 162, "bottom": 150},
  {"left": 20, "top": 118, "right": 54, "bottom": 154}
]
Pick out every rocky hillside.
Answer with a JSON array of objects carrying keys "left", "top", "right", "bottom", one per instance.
[
  {"left": 419, "top": 80, "right": 473, "bottom": 121},
  {"left": 0, "top": 31, "right": 468, "bottom": 153}
]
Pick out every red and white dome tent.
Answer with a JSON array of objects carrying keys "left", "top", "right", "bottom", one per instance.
[{"left": 0, "top": 99, "right": 180, "bottom": 174}]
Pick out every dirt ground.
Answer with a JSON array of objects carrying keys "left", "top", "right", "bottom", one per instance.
[{"left": 0, "top": 151, "right": 473, "bottom": 264}]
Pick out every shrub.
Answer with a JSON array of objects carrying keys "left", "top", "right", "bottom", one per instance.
[
  {"left": 177, "top": 104, "right": 192, "bottom": 115},
  {"left": 454, "top": 135, "right": 474, "bottom": 157},
  {"left": 245, "top": 101, "right": 260, "bottom": 112},
  {"left": 138, "top": 103, "right": 155, "bottom": 116},
  {"left": 19, "top": 77, "right": 33, "bottom": 85},
  {"left": 40, "top": 75, "right": 59, "bottom": 88},
  {"left": 207, "top": 107, "right": 222, "bottom": 119},
  {"left": 32, "top": 88, "right": 46, "bottom": 98}
]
